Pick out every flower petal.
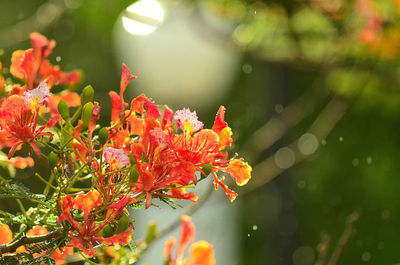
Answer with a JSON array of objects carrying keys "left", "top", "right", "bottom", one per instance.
[
  {"left": 187, "top": 240, "right": 216, "bottom": 265},
  {"left": 177, "top": 215, "right": 195, "bottom": 261},
  {"left": 227, "top": 159, "right": 252, "bottom": 186}
]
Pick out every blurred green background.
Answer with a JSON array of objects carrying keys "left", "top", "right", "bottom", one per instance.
[{"left": 1, "top": 0, "right": 400, "bottom": 264}]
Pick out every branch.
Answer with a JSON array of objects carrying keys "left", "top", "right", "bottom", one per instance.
[
  {"left": 0, "top": 229, "right": 61, "bottom": 255},
  {"left": 327, "top": 212, "right": 360, "bottom": 265},
  {"left": 244, "top": 79, "right": 328, "bottom": 162},
  {"left": 0, "top": 0, "right": 66, "bottom": 48},
  {"left": 242, "top": 96, "right": 349, "bottom": 194},
  {"left": 315, "top": 233, "right": 331, "bottom": 265}
]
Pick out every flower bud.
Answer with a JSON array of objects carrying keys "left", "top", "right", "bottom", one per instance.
[
  {"left": 57, "top": 100, "right": 69, "bottom": 120},
  {"left": 201, "top": 163, "right": 212, "bottom": 178},
  {"left": 48, "top": 152, "right": 58, "bottom": 169},
  {"left": 81, "top": 102, "right": 94, "bottom": 127},
  {"left": 80, "top": 85, "right": 94, "bottom": 105},
  {"left": 100, "top": 223, "right": 115, "bottom": 238},
  {"left": 98, "top": 127, "right": 109, "bottom": 145},
  {"left": 145, "top": 221, "right": 157, "bottom": 244},
  {"left": 130, "top": 166, "right": 139, "bottom": 183},
  {"left": 116, "top": 215, "right": 130, "bottom": 234}
]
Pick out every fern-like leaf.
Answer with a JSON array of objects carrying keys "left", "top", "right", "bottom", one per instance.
[{"left": 23, "top": 255, "right": 55, "bottom": 265}]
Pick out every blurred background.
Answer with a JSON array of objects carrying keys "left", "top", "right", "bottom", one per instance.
[{"left": 1, "top": 0, "right": 400, "bottom": 264}]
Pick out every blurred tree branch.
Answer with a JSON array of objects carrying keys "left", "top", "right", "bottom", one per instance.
[
  {"left": 0, "top": 0, "right": 67, "bottom": 48},
  {"left": 242, "top": 95, "right": 349, "bottom": 194},
  {"left": 315, "top": 233, "right": 331, "bottom": 265},
  {"left": 315, "top": 211, "right": 360, "bottom": 265},
  {"left": 244, "top": 78, "right": 328, "bottom": 162}
]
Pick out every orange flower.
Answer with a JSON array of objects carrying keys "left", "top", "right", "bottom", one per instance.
[
  {"left": 106, "top": 64, "right": 251, "bottom": 206},
  {"left": 0, "top": 224, "right": 70, "bottom": 263},
  {"left": 70, "top": 102, "right": 100, "bottom": 164},
  {"left": 184, "top": 241, "right": 216, "bottom": 265},
  {"left": 57, "top": 190, "right": 133, "bottom": 257},
  {"left": 0, "top": 224, "right": 13, "bottom": 246},
  {"left": 0, "top": 224, "right": 25, "bottom": 255},
  {"left": 7, "top": 156, "right": 34, "bottom": 169},
  {"left": 164, "top": 215, "right": 215, "bottom": 265},
  {"left": 26, "top": 226, "right": 73, "bottom": 265},
  {"left": 10, "top": 32, "right": 80, "bottom": 90},
  {"left": 0, "top": 82, "right": 56, "bottom": 158},
  {"left": 227, "top": 159, "right": 252, "bottom": 186}
]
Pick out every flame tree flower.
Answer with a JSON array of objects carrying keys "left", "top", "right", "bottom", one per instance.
[
  {"left": 57, "top": 189, "right": 133, "bottom": 257},
  {"left": 164, "top": 215, "right": 216, "bottom": 265},
  {"left": 0, "top": 82, "right": 57, "bottom": 158},
  {"left": 105, "top": 64, "right": 251, "bottom": 208},
  {"left": 0, "top": 32, "right": 252, "bottom": 263},
  {"left": 10, "top": 32, "right": 80, "bottom": 90}
]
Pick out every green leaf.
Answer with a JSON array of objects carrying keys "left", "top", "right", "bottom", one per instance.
[
  {"left": 116, "top": 215, "right": 130, "bottom": 234},
  {"left": 23, "top": 255, "right": 56, "bottom": 265},
  {"left": 0, "top": 183, "right": 46, "bottom": 202},
  {"left": 128, "top": 239, "right": 137, "bottom": 254}
]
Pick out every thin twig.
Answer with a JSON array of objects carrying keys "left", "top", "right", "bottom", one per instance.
[
  {"left": 315, "top": 233, "right": 331, "bottom": 265},
  {"left": 327, "top": 212, "right": 360, "bottom": 265},
  {"left": 0, "top": 229, "right": 61, "bottom": 254}
]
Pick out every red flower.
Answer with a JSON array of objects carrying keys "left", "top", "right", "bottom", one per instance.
[
  {"left": 164, "top": 215, "right": 215, "bottom": 265},
  {"left": 97, "top": 147, "right": 131, "bottom": 202},
  {"left": 10, "top": 32, "right": 80, "bottom": 90},
  {"left": 57, "top": 190, "right": 133, "bottom": 257},
  {"left": 71, "top": 102, "right": 100, "bottom": 164},
  {"left": 0, "top": 224, "right": 13, "bottom": 246},
  {"left": 0, "top": 82, "right": 56, "bottom": 158},
  {"left": 106, "top": 64, "right": 251, "bottom": 206},
  {"left": 27, "top": 226, "right": 73, "bottom": 265}
]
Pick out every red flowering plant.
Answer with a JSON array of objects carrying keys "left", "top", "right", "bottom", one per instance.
[{"left": 0, "top": 33, "right": 251, "bottom": 264}]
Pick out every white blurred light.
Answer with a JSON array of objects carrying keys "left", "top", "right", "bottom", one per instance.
[
  {"left": 114, "top": 2, "right": 240, "bottom": 109},
  {"left": 122, "top": 0, "right": 164, "bottom": 35},
  {"left": 275, "top": 147, "right": 296, "bottom": 169},
  {"left": 297, "top": 133, "right": 319, "bottom": 156}
]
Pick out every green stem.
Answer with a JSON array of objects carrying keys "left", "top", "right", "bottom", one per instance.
[
  {"left": 35, "top": 173, "right": 57, "bottom": 191},
  {"left": 43, "top": 171, "right": 56, "bottom": 197},
  {"left": 16, "top": 199, "right": 28, "bottom": 218},
  {"left": 78, "top": 251, "right": 100, "bottom": 265}
]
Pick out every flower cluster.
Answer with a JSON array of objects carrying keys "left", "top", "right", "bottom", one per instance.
[{"left": 0, "top": 32, "right": 251, "bottom": 264}]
